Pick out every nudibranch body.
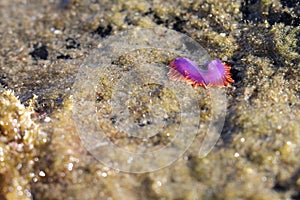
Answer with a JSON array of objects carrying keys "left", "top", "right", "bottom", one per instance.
[{"left": 168, "top": 57, "right": 234, "bottom": 89}]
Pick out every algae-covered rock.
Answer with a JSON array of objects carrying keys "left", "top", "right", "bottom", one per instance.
[
  {"left": 0, "top": 90, "right": 47, "bottom": 200},
  {"left": 0, "top": 0, "right": 299, "bottom": 199}
]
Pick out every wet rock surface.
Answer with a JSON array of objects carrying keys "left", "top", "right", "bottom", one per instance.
[{"left": 0, "top": 0, "right": 299, "bottom": 199}]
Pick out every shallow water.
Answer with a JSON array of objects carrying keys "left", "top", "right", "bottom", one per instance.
[{"left": 0, "top": 0, "right": 299, "bottom": 199}]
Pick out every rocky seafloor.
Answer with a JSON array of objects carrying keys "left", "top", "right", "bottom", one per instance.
[{"left": 0, "top": 0, "right": 299, "bottom": 199}]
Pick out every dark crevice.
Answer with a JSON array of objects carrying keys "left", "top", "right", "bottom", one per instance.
[
  {"left": 153, "top": 13, "right": 165, "bottom": 25},
  {"left": 240, "top": 0, "right": 300, "bottom": 27},
  {"left": 240, "top": 0, "right": 263, "bottom": 23},
  {"left": 65, "top": 37, "right": 80, "bottom": 49},
  {"left": 273, "top": 182, "right": 289, "bottom": 192},
  {"left": 172, "top": 17, "right": 187, "bottom": 33},
  {"left": 143, "top": 8, "right": 153, "bottom": 16},
  {"left": 268, "top": 9, "right": 300, "bottom": 27},
  {"left": 93, "top": 25, "right": 112, "bottom": 38},
  {"left": 57, "top": 54, "right": 72, "bottom": 59},
  {"left": 29, "top": 44, "right": 49, "bottom": 60},
  {"left": 0, "top": 75, "right": 8, "bottom": 88}
]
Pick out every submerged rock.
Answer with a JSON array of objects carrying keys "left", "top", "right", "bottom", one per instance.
[{"left": 0, "top": 0, "right": 299, "bottom": 199}]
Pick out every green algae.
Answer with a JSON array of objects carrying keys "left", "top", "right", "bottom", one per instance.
[{"left": 0, "top": 0, "right": 299, "bottom": 199}]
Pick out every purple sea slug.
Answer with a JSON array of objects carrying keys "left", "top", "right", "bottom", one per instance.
[{"left": 168, "top": 57, "right": 234, "bottom": 89}]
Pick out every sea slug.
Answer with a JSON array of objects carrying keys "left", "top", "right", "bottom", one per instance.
[{"left": 168, "top": 57, "right": 234, "bottom": 89}]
